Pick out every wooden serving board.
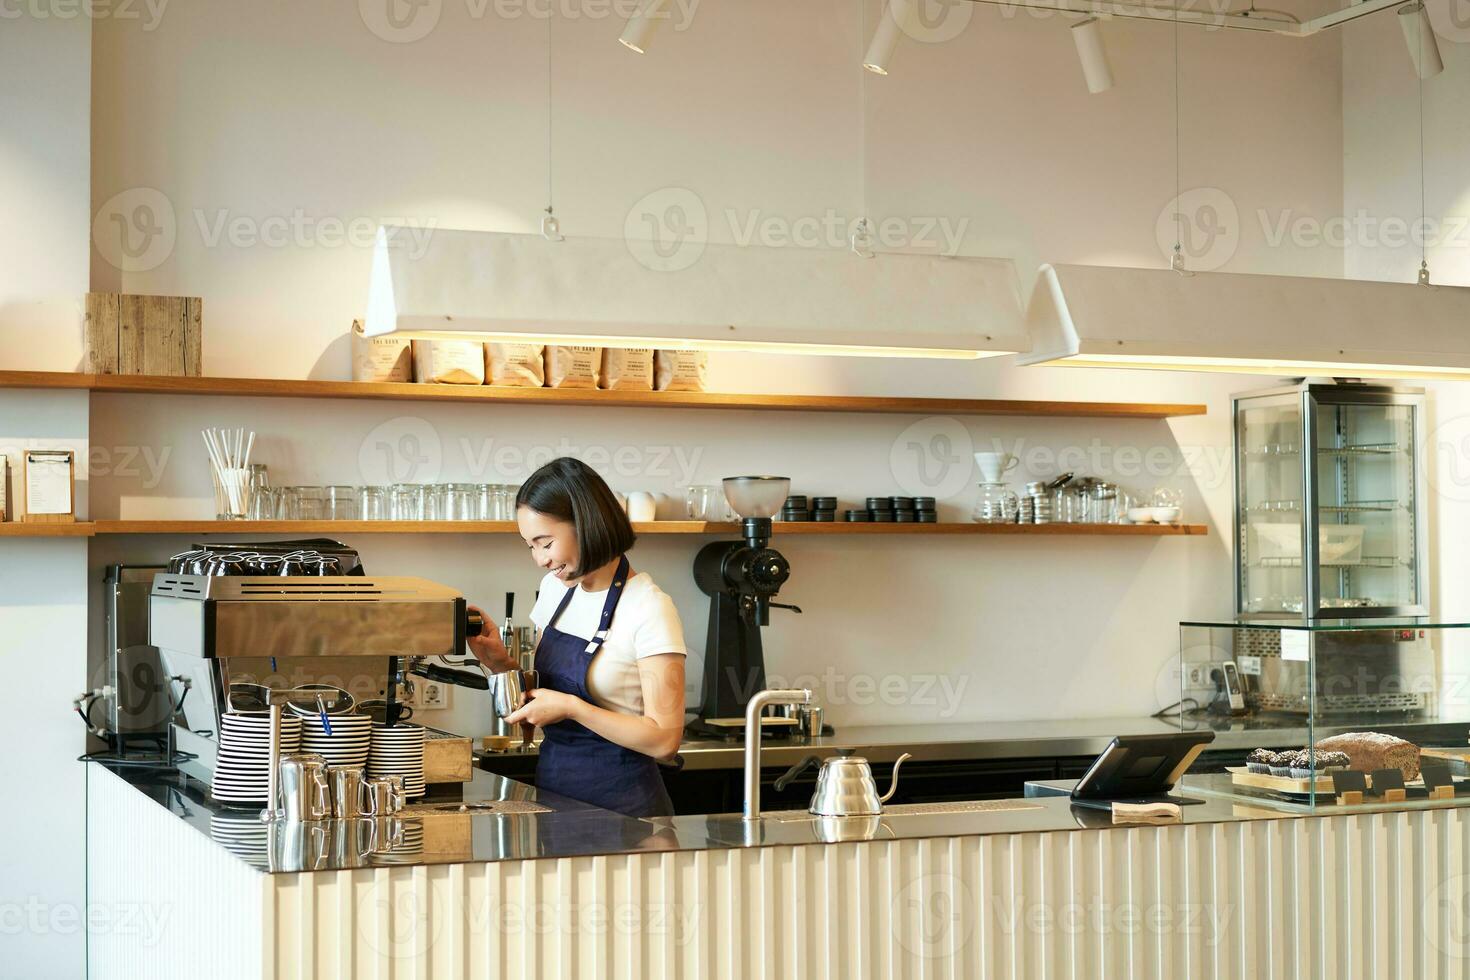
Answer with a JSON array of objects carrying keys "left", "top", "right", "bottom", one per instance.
[
  {"left": 1421, "top": 747, "right": 1470, "bottom": 765},
  {"left": 1227, "top": 766, "right": 1335, "bottom": 794}
]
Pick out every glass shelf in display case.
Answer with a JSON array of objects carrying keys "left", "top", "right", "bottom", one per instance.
[{"left": 1233, "top": 382, "right": 1425, "bottom": 619}]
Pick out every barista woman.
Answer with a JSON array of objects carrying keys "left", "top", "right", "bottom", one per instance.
[{"left": 467, "top": 457, "right": 687, "bottom": 817}]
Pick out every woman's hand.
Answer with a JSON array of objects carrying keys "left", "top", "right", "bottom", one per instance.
[
  {"left": 465, "top": 605, "right": 517, "bottom": 673},
  {"left": 503, "top": 689, "right": 584, "bottom": 728}
]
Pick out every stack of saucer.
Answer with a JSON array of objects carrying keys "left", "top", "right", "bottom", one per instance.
[
  {"left": 300, "top": 712, "right": 372, "bottom": 768},
  {"left": 367, "top": 723, "right": 426, "bottom": 798},
  {"left": 211, "top": 713, "right": 302, "bottom": 804}
]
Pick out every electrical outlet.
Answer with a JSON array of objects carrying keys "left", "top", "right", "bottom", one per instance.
[
  {"left": 419, "top": 680, "right": 449, "bottom": 710},
  {"left": 1183, "top": 663, "right": 1216, "bottom": 689}
]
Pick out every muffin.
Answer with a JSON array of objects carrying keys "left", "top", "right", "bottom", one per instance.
[
  {"left": 1270, "top": 751, "right": 1299, "bottom": 778},
  {"left": 1290, "top": 749, "right": 1351, "bottom": 779},
  {"left": 1247, "top": 749, "right": 1278, "bottom": 774}
]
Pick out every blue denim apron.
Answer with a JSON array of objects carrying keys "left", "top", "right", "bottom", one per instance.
[{"left": 534, "top": 556, "right": 674, "bottom": 817}]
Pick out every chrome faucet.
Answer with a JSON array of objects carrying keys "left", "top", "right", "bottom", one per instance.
[{"left": 743, "top": 688, "right": 813, "bottom": 821}]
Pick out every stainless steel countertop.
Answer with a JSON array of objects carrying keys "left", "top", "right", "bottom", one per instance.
[
  {"left": 478, "top": 714, "right": 1470, "bottom": 770},
  {"left": 97, "top": 759, "right": 1285, "bottom": 873},
  {"left": 97, "top": 715, "right": 1470, "bottom": 874}
]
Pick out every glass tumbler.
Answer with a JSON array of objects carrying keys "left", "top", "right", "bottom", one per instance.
[
  {"left": 288, "top": 486, "right": 325, "bottom": 521},
  {"left": 685, "top": 485, "right": 729, "bottom": 521},
  {"left": 1052, "top": 485, "right": 1082, "bottom": 524},
  {"left": 324, "top": 486, "right": 358, "bottom": 520},
  {"left": 423, "top": 484, "right": 449, "bottom": 521},
  {"left": 389, "top": 484, "right": 425, "bottom": 521},
  {"left": 249, "top": 487, "right": 283, "bottom": 521},
  {"left": 444, "top": 484, "right": 477, "bottom": 521},
  {"left": 359, "top": 486, "right": 388, "bottom": 520},
  {"left": 490, "top": 485, "right": 517, "bottom": 520},
  {"left": 474, "top": 484, "right": 494, "bottom": 521}
]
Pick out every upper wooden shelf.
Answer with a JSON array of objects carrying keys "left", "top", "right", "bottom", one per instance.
[
  {"left": 0, "top": 522, "right": 97, "bottom": 537},
  {"left": 0, "top": 371, "right": 1207, "bottom": 419},
  {"left": 86, "top": 520, "right": 1206, "bottom": 536}
]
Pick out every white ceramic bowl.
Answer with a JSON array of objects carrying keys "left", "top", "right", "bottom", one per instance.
[
  {"left": 1126, "top": 507, "right": 1155, "bottom": 523},
  {"left": 1149, "top": 506, "right": 1181, "bottom": 523}
]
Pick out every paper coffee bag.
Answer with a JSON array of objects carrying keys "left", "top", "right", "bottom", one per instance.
[
  {"left": 600, "top": 348, "right": 654, "bottom": 391},
  {"left": 654, "top": 349, "right": 709, "bottom": 392},
  {"left": 352, "top": 320, "right": 413, "bottom": 383},
  {"left": 486, "top": 343, "right": 547, "bottom": 387},
  {"left": 412, "top": 339, "right": 486, "bottom": 385},
  {"left": 544, "top": 346, "right": 601, "bottom": 389}
]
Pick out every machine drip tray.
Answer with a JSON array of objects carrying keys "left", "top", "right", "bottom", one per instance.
[{"left": 399, "top": 800, "right": 552, "bottom": 816}]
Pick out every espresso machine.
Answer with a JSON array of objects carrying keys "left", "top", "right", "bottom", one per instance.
[
  {"left": 150, "top": 565, "right": 480, "bottom": 787},
  {"left": 688, "top": 476, "right": 822, "bottom": 739}
]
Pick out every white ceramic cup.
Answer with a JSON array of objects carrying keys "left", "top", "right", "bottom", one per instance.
[
  {"left": 973, "top": 452, "right": 1020, "bottom": 484},
  {"left": 626, "top": 491, "right": 658, "bottom": 522}
]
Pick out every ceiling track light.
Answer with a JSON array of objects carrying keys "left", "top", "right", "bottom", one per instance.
[
  {"left": 618, "top": 0, "right": 670, "bottom": 55},
  {"left": 863, "top": 0, "right": 919, "bottom": 75},
  {"left": 1070, "top": 17, "right": 1113, "bottom": 94},
  {"left": 1397, "top": 2, "right": 1444, "bottom": 79}
]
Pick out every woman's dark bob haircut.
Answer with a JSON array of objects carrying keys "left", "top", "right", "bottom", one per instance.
[{"left": 516, "top": 457, "right": 636, "bottom": 578}]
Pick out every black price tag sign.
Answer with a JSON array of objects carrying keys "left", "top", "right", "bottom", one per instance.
[
  {"left": 1331, "top": 770, "right": 1368, "bottom": 796},
  {"left": 1370, "top": 768, "right": 1406, "bottom": 794},
  {"left": 1421, "top": 764, "right": 1455, "bottom": 792}
]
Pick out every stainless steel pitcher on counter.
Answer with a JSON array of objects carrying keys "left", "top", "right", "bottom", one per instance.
[{"left": 277, "top": 754, "right": 331, "bottom": 822}]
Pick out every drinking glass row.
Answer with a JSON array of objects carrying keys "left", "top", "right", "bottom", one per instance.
[{"left": 249, "top": 484, "right": 519, "bottom": 521}]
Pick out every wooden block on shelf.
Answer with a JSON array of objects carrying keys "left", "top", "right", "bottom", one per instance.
[
  {"left": 1336, "top": 790, "right": 1364, "bottom": 806},
  {"left": 1381, "top": 788, "right": 1407, "bottom": 803},
  {"left": 1430, "top": 785, "right": 1456, "bottom": 801},
  {"left": 85, "top": 293, "right": 202, "bottom": 377}
]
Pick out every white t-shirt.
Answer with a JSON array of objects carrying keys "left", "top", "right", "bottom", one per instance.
[{"left": 529, "top": 570, "right": 687, "bottom": 716}]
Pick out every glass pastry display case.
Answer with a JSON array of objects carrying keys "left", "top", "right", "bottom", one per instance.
[
  {"left": 1177, "top": 619, "right": 1470, "bottom": 810},
  {"left": 1233, "top": 382, "right": 1426, "bottom": 619}
]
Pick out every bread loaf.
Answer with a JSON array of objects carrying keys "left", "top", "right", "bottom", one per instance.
[{"left": 1313, "top": 732, "right": 1420, "bottom": 780}]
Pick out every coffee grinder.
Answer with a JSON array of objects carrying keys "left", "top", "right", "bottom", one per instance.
[{"left": 689, "top": 476, "right": 822, "bottom": 738}]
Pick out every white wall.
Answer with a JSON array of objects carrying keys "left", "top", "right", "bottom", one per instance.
[
  {"left": 1343, "top": 3, "right": 1470, "bottom": 679},
  {"left": 80, "top": 0, "right": 1349, "bottom": 736},
  {"left": 0, "top": 14, "right": 91, "bottom": 367},
  {"left": 0, "top": 391, "right": 91, "bottom": 980},
  {"left": 0, "top": 13, "right": 92, "bottom": 979}
]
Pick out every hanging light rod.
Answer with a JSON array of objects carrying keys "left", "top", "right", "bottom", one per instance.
[{"left": 955, "top": 0, "right": 1410, "bottom": 37}]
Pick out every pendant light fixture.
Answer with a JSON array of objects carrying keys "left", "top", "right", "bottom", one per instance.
[
  {"left": 1021, "top": 6, "right": 1470, "bottom": 381},
  {"left": 1071, "top": 18, "right": 1114, "bottom": 94},
  {"left": 1398, "top": 2, "right": 1444, "bottom": 79},
  {"left": 863, "top": 0, "right": 918, "bottom": 75},
  {"left": 619, "top": 0, "right": 670, "bottom": 54},
  {"left": 365, "top": 227, "right": 1029, "bottom": 359}
]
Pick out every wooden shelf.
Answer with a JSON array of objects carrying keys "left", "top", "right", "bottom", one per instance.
[
  {"left": 0, "top": 370, "right": 1206, "bottom": 419},
  {"left": 88, "top": 520, "right": 1206, "bottom": 536},
  {"left": 0, "top": 522, "right": 97, "bottom": 537}
]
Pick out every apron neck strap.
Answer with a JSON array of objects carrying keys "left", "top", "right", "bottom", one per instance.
[{"left": 549, "top": 555, "right": 631, "bottom": 657}]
